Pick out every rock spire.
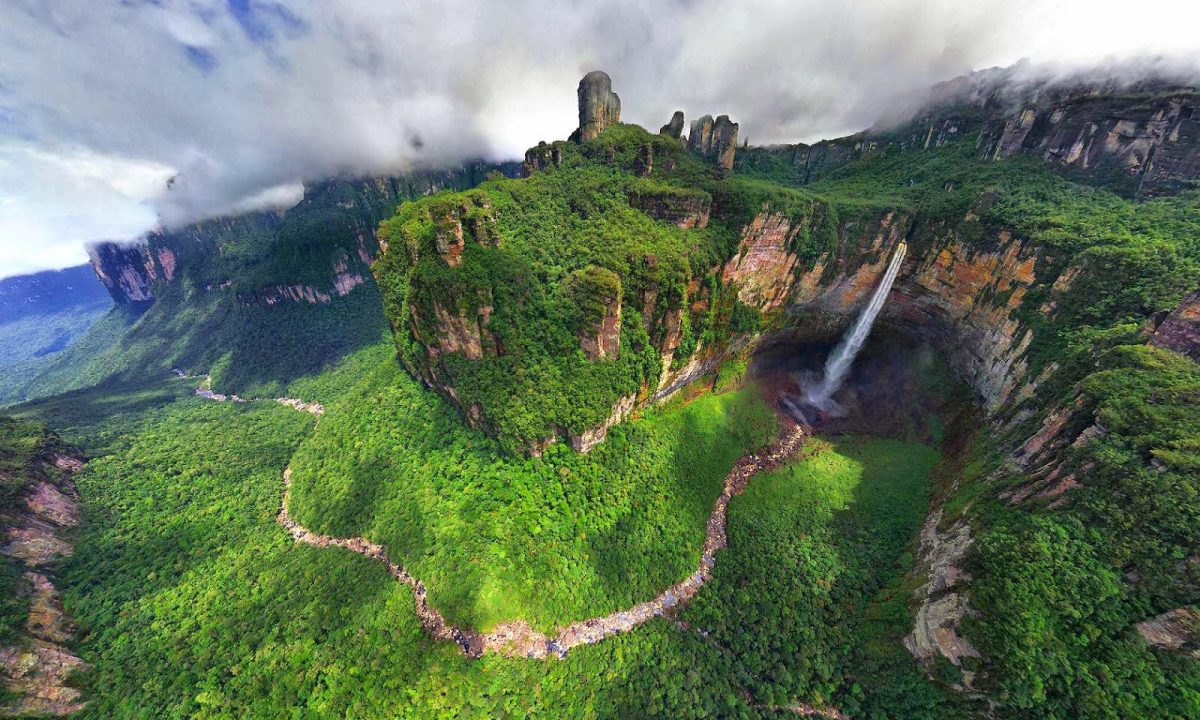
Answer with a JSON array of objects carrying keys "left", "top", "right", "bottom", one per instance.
[
  {"left": 573, "top": 71, "right": 621, "bottom": 142},
  {"left": 688, "top": 114, "right": 739, "bottom": 172}
]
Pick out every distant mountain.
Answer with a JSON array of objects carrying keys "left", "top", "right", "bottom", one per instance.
[
  {"left": 736, "top": 63, "right": 1199, "bottom": 197},
  {"left": 0, "top": 265, "right": 112, "bottom": 404},
  {"left": 0, "top": 264, "right": 110, "bottom": 324}
]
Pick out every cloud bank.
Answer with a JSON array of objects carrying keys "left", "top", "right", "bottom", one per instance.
[{"left": 2, "top": 0, "right": 1199, "bottom": 277}]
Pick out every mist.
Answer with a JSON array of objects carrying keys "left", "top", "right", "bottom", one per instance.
[{"left": 2, "top": 0, "right": 1199, "bottom": 277}]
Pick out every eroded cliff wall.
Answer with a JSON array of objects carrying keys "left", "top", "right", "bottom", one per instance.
[
  {"left": 87, "top": 164, "right": 520, "bottom": 309},
  {"left": 737, "top": 75, "right": 1199, "bottom": 196}
]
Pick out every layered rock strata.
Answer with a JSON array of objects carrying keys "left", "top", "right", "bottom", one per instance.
[{"left": 736, "top": 70, "right": 1199, "bottom": 196}]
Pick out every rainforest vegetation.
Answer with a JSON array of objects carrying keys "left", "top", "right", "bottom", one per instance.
[
  {"left": 0, "top": 88, "right": 1197, "bottom": 719},
  {"left": 5, "top": 341, "right": 968, "bottom": 718},
  {"left": 287, "top": 344, "right": 777, "bottom": 630},
  {"left": 0, "top": 416, "right": 54, "bottom": 645}
]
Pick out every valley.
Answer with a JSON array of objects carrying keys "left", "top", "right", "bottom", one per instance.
[{"left": 0, "top": 63, "right": 1196, "bottom": 719}]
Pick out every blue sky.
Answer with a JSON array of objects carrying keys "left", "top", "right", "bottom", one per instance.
[{"left": 1, "top": 0, "right": 1199, "bottom": 278}]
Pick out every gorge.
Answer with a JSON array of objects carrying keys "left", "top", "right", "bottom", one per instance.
[{"left": 0, "top": 62, "right": 1197, "bottom": 720}]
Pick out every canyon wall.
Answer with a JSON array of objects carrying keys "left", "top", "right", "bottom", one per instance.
[
  {"left": 737, "top": 77, "right": 1199, "bottom": 196},
  {"left": 718, "top": 206, "right": 1044, "bottom": 412},
  {"left": 384, "top": 69, "right": 1200, "bottom": 455},
  {"left": 397, "top": 196, "right": 1057, "bottom": 452},
  {"left": 88, "top": 213, "right": 274, "bottom": 305},
  {"left": 87, "top": 164, "right": 520, "bottom": 309}
]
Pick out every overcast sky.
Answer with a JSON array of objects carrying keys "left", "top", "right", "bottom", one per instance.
[{"left": 2, "top": 0, "right": 1199, "bottom": 278}]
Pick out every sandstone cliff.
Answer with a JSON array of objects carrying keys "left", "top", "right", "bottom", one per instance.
[
  {"left": 660, "top": 111, "right": 685, "bottom": 140},
  {"left": 390, "top": 190, "right": 1058, "bottom": 454},
  {"left": 737, "top": 70, "right": 1199, "bottom": 196},
  {"left": 87, "top": 164, "right": 519, "bottom": 309},
  {"left": 378, "top": 69, "right": 1200, "bottom": 462}
]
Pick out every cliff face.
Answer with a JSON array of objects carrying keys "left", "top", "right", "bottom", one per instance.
[
  {"left": 718, "top": 206, "right": 1042, "bottom": 411},
  {"left": 394, "top": 193, "right": 1055, "bottom": 452},
  {"left": 87, "top": 213, "right": 276, "bottom": 306},
  {"left": 86, "top": 164, "right": 520, "bottom": 309},
  {"left": 380, "top": 69, "right": 1199, "bottom": 458},
  {"left": 737, "top": 74, "right": 1200, "bottom": 196},
  {"left": 627, "top": 187, "right": 711, "bottom": 229},
  {"left": 978, "top": 91, "right": 1199, "bottom": 195},
  {"left": 86, "top": 241, "right": 160, "bottom": 305}
]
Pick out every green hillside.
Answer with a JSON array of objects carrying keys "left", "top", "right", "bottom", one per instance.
[{"left": 2, "top": 72, "right": 1197, "bottom": 719}]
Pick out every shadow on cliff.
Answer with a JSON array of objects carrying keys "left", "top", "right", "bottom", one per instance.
[
  {"left": 95, "top": 281, "right": 391, "bottom": 399},
  {"left": 751, "top": 329, "right": 966, "bottom": 444}
]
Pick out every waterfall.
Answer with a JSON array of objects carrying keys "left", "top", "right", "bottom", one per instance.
[{"left": 805, "top": 241, "right": 907, "bottom": 409}]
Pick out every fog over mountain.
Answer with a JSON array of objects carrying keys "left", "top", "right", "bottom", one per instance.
[{"left": 2, "top": 0, "right": 1199, "bottom": 277}]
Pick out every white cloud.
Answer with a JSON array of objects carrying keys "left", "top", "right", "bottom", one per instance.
[
  {"left": 1, "top": 0, "right": 1198, "bottom": 278},
  {"left": 0, "top": 141, "right": 169, "bottom": 276}
]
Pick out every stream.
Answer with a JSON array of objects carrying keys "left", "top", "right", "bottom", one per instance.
[{"left": 198, "top": 379, "right": 807, "bottom": 659}]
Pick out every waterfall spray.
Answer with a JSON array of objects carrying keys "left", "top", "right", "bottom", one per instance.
[{"left": 805, "top": 241, "right": 907, "bottom": 409}]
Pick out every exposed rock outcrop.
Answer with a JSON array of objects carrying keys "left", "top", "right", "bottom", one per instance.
[
  {"left": 383, "top": 71, "right": 1199, "bottom": 459},
  {"left": 571, "top": 394, "right": 636, "bottom": 453},
  {"left": 770, "top": 209, "right": 1040, "bottom": 411},
  {"left": 433, "top": 197, "right": 500, "bottom": 268},
  {"left": 579, "top": 292, "right": 621, "bottom": 361},
  {"left": 523, "top": 142, "right": 564, "bottom": 175},
  {"left": 573, "top": 71, "right": 621, "bottom": 143},
  {"left": 86, "top": 164, "right": 521, "bottom": 308},
  {"left": 628, "top": 188, "right": 711, "bottom": 228},
  {"left": 736, "top": 69, "right": 1200, "bottom": 196},
  {"left": 240, "top": 250, "right": 369, "bottom": 306},
  {"left": 1149, "top": 288, "right": 1200, "bottom": 360},
  {"left": 1136, "top": 607, "right": 1200, "bottom": 658},
  {"left": 905, "top": 511, "right": 983, "bottom": 692},
  {"left": 887, "top": 230, "right": 1039, "bottom": 410},
  {"left": 560, "top": 266, "right": 623, "bottom": 361},
  {"left": 721, "top": 207, "right": 801, "bottom": 311},
  {"left": 980, "top": 92, "right": 1199, "bottom": 195},
  {"left": 86, "top": 241, "right": 157, "bottom": 305},
  {"left": 421, "top": 299, "right": 495, "bottom": 361},
  {"left": 688, "top": 114, "right": 740, "bottom": 171},
  {"left": 660, "top": 111, "right": 685, "bottom": 140},
  {"left": 393, "top": 197, "right": 1056, "bottom": 454},
  {"left": 0, "top": 431, "right": 85, "bottom": 716}
]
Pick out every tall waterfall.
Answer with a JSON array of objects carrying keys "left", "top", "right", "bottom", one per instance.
[{"left": 805, "top": 241, "right": 907, "bottom": 409}]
